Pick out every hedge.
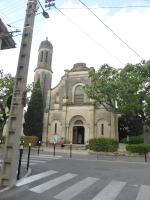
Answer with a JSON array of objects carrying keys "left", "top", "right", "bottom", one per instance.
[
  {"left": 89, "top": 138, "right": 119, "bottom": 152},
  {"left": 121, "top": 136, "right": 143, "bottom": 144},
  {"left": 0, "top": 136, "right": 38, "bottom": 146},
  {"left": 20, "top": 136, "right": 38, "bottom": 146},
  {"left": 126, "top": 144, "right": 150, "bottom": 154}
]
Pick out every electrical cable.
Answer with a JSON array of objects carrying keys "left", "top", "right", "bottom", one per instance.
[
  {"left": 58, "top": 5, "right": 150, "bottom": 9},
  {"left": 55, "top": 7, "right": 125, "bottom": 66},
  {"left": 0, "top": 0, "right": 25, "bottom": 10},
  {"left": 3, "top": 6, "right": 26, "bottom": 16},
  {"left": 79, "top": 0, "right": 144, "bottom": 60},
  {"left": 1, "top": 2, "right": 26, "bottom": 12}
]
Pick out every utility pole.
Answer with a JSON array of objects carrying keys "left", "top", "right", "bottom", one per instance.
[{"left": 0, "top": 0, "right": 38, "bottom": 188}]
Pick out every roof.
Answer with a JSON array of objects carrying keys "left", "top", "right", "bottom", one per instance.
[
  {"left": 70, "top": 63, "right": 89, "bottom": 72},
  {"left": 0, "top": 18, "right": 16, "bottom": 50},
  {"left": 39, "top": 38, "right": 53, "bottom": 50}
]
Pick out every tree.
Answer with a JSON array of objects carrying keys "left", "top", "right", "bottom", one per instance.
[
  {"left": 84, "top": 61, "right": 150, "bottom": 144},
  {"left": 118, "top": 115, "right": 142, "bottom": 142},
  {"left": 23, "top": 79, "right": 43, "bottom": 140},
  {"left": 0, "top": 70, "right": 15, "bottom": 138},
  {"left": 0, "top": 69, "right": 33, "bottom": 138}
]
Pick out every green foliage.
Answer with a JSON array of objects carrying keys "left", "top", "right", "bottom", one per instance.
[
  {"left": 0, "top": 69, "right": 33, "bottom": 123},
  {"left": 89, "top": 138, "right": 119, "bottom": 152},
  {"left": 0, "top": 70, "right": 15, "bottom": 107},
  {"left": 126, "top": 144, "right": 150, "bottom": 154},
  {"left": 0, "top": 136, "right": 38, "bottom": 146},
  {"left": 23, "top": 79, "right": 43, "bottom": 140},
  {"left": 0, "top": 136, "right": 6, "bottom": 143},
  {"left": 121, "top": 136, "right": 143, "bottom": 144},
  {"left": 84, "top": 61, "right": 150, "bottom": 144},
  {"left": 20, "top": 136, "right": 38, "bottom": 146},
  {"left": 64, "top": 140, "right": 70, "bottom": 144},
  {"left": 118, "top": 115, "right": 142, "bottom": 141}
]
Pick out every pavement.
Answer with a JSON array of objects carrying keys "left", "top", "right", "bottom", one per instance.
[{"left": 0, "top": 144, "right": 150, "bottom": 192}]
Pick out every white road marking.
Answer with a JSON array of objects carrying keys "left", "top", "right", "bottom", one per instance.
[
  {"left": 21, "top": 162, "right": 37, "bottom": 166},
  {"left": 92, "top": 180, "right": 126, "bottom": 200},
  {"left": 136, "top": 185, "right": 150, "bottom": 200},
  {"left": 22, "top": 156, "right": 59, "bottom": 160},
  {"left": 22, "top": 159, "right": 46, "bottom": 163},
  {"left": 54, "top": 177, "right": 99, "bottom": 200},
  {"left": 24, "top": 155, "right": 61, "bottom": 158},
  {"left": 29, "top": 173, "right": 77, "bottom": 194},
  {"left": 16, "top": 170, "right": 58, "bottom": 186}
]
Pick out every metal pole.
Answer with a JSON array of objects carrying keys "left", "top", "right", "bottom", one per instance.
[
  {"left": 53, "top": 142, "right": 55, "bottom": 157},
  {"left": 144, "top": 147, "right": 147, "bottom": 163},
  {"left": 70, "top": 143, "right": 72, "bottom": 158},
  {"left": 38, "top": 141, "right": 40, "bottom": 155},
  {"left": 22, "top": 141, "right": 24, "bottom": 154},
  {"left": 27, "top": 143, "right": 31, "bottom": 170},
  {"left": 0, "top": 0, "right": 38, "bottom": 188},
  {"left": 17, "top": 145, "right": 23, "bottom": 180}
]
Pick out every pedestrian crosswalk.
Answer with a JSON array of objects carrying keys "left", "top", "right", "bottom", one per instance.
[
  {"left": 21, "top": 154, "right": 61, "bottom": 166},
  {"left": 16, "top": 170, "right": 150, "bottom": 200}
]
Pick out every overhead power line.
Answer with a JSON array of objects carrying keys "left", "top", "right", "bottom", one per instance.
[
  {"left": 55, "top": 7, "right": 125, "bottom": 66},
  {"left": 79, "top": 0, "right": 144, "bottom": 60},
  {"left": 58, "top": 5, "right": 150, "bottom": 9}
]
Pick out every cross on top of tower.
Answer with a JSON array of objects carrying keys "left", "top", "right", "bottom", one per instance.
[{"left": 46, "top": 37, "right": 48, "bottom": 40}]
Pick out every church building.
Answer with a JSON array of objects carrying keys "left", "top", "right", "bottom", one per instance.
[{"left": 34, "top": 39, "right": 118, "bottom": 147}]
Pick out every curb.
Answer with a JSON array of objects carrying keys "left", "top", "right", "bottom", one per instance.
[{"left": 0, "top": 166, "right": 31, "bottom": 193}]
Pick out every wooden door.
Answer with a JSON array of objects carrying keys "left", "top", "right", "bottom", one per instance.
[{"left": 73, "top": 126, "right": 77, "bottom": 144}]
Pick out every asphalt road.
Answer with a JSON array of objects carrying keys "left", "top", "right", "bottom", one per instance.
[{"left": 0, "top": 149, "right": 150, "bottom": 200}]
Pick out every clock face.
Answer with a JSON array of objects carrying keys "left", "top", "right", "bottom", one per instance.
[{"left": 75, "top": 85, "right": 83, "bottom": 95}]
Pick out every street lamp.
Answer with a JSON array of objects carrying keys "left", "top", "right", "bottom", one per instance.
[{"left": 38, "top": 0, "right": 49, "bottom": 18}]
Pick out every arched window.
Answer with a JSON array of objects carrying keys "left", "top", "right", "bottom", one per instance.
[
  {"left": 45, "top": 51, "right": 48, "bottom": 62},
  {"left": 74, "top": 85, "right": 84, "bottom": 102},
  {"left": 56, "top": 93, "right": 59, "bottom": 103},
  {"left": 101, "top": 124, "right": 104, "bottom": 135},
  {"left": 74, "top": 120, "right": 83, "bottom": 124},
  {"left": 41, "top": 51, "right": 43, "bottom": 62}
]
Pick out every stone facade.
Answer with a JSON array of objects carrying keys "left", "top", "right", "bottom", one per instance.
[{"left": 34, "top": 39, "right": 118, "bottom": 146}]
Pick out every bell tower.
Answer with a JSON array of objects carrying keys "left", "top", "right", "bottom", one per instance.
[{"left": 34, "top": 37, "right": 53, "bottom": 111}]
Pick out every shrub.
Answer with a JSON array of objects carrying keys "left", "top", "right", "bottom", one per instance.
[
  {"left": 89, "top": 138, "right": 119, "bottom": 152},
  {"left": 20, "top": 136, "right": 38, "bottom": 146},
  {"left": 64, "top": 140, "right": 70, "bottom": 144},
  {"left": 126, "top": 144, "right": 150, "bottom": 154},
  {"left": 0, "top": 136, "right": 38, "bottom": 146},
  {"left": 121, "top": 136, "right": 143, "bottom": 144},
  {"left": 0, "top": 136, "right": 6, "bottom": 144}
]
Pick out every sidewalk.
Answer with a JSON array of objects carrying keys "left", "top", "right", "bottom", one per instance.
[
  {"left": 0, "top": 164, "right": 31, "bottom": 192},
  {"left": 41, "top": 146, "right": 150, "bottom": 163}
]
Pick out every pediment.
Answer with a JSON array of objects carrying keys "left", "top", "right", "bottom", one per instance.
[{"left": 70, "top": 63, "right": 89, "bottom": 72}]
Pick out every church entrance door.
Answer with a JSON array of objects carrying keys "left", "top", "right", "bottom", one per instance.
[{"left": 73, "top": 126, "right": 84, "bottom": 144}]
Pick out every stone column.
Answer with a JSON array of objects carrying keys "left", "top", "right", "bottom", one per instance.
[
  {"left": 42, "top": 113, "right": 48, "bottom": 147},
  {"left": 94, "top": 124, "right": 97, "bottom": 138},
  {"left": 66, "top": 125, "right": 69, "bottom": 141}
]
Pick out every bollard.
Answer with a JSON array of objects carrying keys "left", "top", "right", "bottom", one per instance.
[
  {"left": 144, "top": 147, "right": 147, "bottom": 163},
  {"left": 27, "top": 143, "right": 31, "bottom": 170},
  {"left": 17, "top": 145, "right": 23, "bottom": 180},
  {"left": 38, "top": 141, "right": 41, "bottom": 155},
  {"left": 53, "top": 142, "right": 55, "bottom": 157},
  {"left": 70, "top": 143, "right": 72, "bottom": 158},
  {"left": 22, "top": 141, "right": 24, "bottom": 154}
]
